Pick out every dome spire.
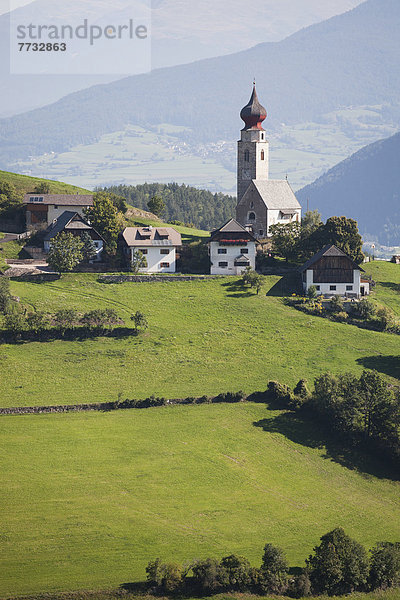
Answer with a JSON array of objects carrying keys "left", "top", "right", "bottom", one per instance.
[{"left": 240, "top": 82, "right": 267, "bottom": 130}]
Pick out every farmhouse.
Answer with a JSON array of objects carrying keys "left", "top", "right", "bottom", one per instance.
[
  {"left": 209, "top": 219, "right": 257, "bottom": 275},
  {"left": 122, "top": 226, "right": 182, "bottom": 273},
  {"left": 235, "top": 84, "right": 301, "bottom": 238},
  {"left": 43, "top": 211, "right": 105, "bottom": 261},
  {"left": 23, "top": 193, "right": 93, "bottom": 227},
  {"left": 299, "top": 244, "right": 370, "bottom": 298}
]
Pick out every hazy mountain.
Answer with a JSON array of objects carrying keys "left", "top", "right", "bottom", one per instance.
[
  {"left": 0, "top": 0, "right": 363, "bottom": 116},
  {"left": 0, "top": 0, "right": 398, "bottom": 165},
  {"left": 296, "top": 131, "right": 400, "bottom": 246}
]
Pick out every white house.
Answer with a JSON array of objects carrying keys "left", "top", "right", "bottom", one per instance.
[
  {"left": 209, "top": 219, "right": 257, "bottom": 275},
  {"left": 299, "top": 244, "right": 370, "bottom": 298},
  {"left": 235, "top": 84, "right": 301, "bottom": 238},
  {"left": 122, "top": 226, "right": 182, "bottom": 273},
  {"left": 43, "top": 211, "right": 105, "bottom": 261},
  {"left": 24, "top": 194, "right": 93, "bottom": 227}
]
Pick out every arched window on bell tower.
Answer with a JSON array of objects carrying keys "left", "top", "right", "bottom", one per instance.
[
  {"left": 244, "top": 149, "right": 249, "bottom": 162},
  {"left": 261, "top": 150, "right": 265, "bottom": 161}
]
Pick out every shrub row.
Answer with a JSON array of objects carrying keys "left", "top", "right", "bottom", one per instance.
[
  {"left": 146, "top": 528, "right": 400, "bottom": 597},
  {"left": 286, "top": 295, "right": 400, "bottom": 335}
]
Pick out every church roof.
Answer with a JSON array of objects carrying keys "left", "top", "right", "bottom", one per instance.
[
  {"left": 240, "top": 83, "right": 267, "bottom": 130},
  {"left": 247, "top": 180, "right": 302, "bottom": 210},
  {"left": 298, "top": 244, "right": 364, "bottom": 273}
]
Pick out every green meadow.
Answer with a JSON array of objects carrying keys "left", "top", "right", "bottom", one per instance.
[
  {"left": 1, "top": 263, "right": 399, "bottom": 408},
  {"left": 0, "top": 263, "right": 399, "bottom": 597},
  {"left": 1, "top": 403, "right": 399, "bottom": 597}
]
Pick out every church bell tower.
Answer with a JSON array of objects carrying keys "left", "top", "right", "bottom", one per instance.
[{"left": 237, "top": 83, "right": 269, "bottom": 203}]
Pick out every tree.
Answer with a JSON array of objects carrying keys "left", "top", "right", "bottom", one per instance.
[
  {"left": 259, "top": 543, "right": 289, "bottom": 594},
  {"left": 47, "top": 232, "right": 84, "bottom": 274},
  {"left": 219, "top": 555, "right": 252, "bottom": 591},
  {"left": 0, "top": 182, "right": 22, "bottom": 214},
  {"left": 93, "top": 190, "right": 127, "bottom": 214},
  {"left": 192, "top": 558, "right": 224, "bottom": 593},
  {"left": 147, "top": 195, "right": 165, "bottom": 217},
  {"left": 130, "top": 249, "right": 147, "bottom": 273},
  {"left": 307, "top": 528, "right": 369, "bottom": 595},
  {"left": 146, "top": 558, "right": 183, "bottom": 593},
  {"left": 254, "top": 274, "right": 265, "bottom": 294},
  {"left": 359, "top": 370, "right": 395, "bottom": 440},
  {"left": 33, "top": 182, "right": 50, "bottom": 194},
  {"left": 80, "top": 232, "right": 97, "bottom": 263},
  {"left": 307, "top": 216, "right": 364, "bottom": 264},
  {"left": 131, "top": 311, "right": 148, "bottom": 333},
  {"left": 369, "top": 542, "right": 400, "bottom": 590},
  {"left": 269, "top": 222, "right": 301, "bottom": 262},
  {"left": 84, "top": 195, "right": 120, "bottom": 253},
  {"left": 301, "top": 209, "right": 322, "bottom": 238}
]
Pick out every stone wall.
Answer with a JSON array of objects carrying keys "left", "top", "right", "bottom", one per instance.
[{"left": 98, "top": 274, "right": 221, "bottom": 283}]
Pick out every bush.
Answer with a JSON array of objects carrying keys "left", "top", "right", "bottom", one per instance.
[
  {"left": 266, "top": 381, "right": 295, "bottom": 408},
  {"left": 26, "top": 311, "right": 50, "bottom": 333},
  {"left": 375, "top": 306, "right": 397, "bottom": 331},
  {"left": 369, "top": 542, "right": 400, "bottom": 590},
  {"left": 307, "top": 527, "right": 369, "bottom": 595},
  {"left": 307, "top": 285, "right": 317, "bottom": 299},
  {"left": 332, "top": 311, "right": 348, "bottom": 323},
  {"left": 352, "top": 297, "right": 376, "bottom": 320},
  {"left": 329, "top": 294, "right": 344, "bottom": 313},
  {"left": 213, "top": 390, "right": 246, "bottom": 403}
]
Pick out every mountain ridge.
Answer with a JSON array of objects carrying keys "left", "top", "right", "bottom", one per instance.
[{"left": 296, "top": 130, "right": 400, "bottom": 245}]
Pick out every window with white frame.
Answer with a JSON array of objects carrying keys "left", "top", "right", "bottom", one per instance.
[{"left": 218, "top": 248, "right": 227, "bottom": 254}]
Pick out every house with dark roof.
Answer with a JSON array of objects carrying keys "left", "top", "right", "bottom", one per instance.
[
  {"left": 43, "top": 212, "right": 105, "bottom": 261},
  {"left": 298, "top": 244, "right": 370, "bottom": 298},
  {"left": 209, "top": 219, "right": 258, "bottom": 275},
  {"left": 24, "top": 194, "right": 93, "bottom": 227},
  {"left": 235, "top": 84, "right": 301, "bottom": 238},
  {"left": 121, "top": 226, "right": 182, "bottom": 272}
]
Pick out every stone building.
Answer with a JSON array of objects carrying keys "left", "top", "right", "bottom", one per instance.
[{"left": 235, "top": 84, "right": 301, "bottom": 238}]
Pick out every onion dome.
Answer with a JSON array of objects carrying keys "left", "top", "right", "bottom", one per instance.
[{"left": 240, "top": 83, "right": 267, "bottom": 130}]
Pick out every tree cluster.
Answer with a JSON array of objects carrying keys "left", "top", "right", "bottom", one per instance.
[
  {"left": 98, "top": 182, "right": 236, "bottom": 231},
  {"left": 146, "top": 528, "right": 400, "bottom": 597},
  {"left": 268, "top": 370, "right": 400, "bottom": 465},
  {"left": 270, "top": 213, "right": 364, "bottom": 264}
]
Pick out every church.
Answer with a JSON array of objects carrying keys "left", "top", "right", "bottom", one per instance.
[{"left": 235, "top": 84, "right": 301, "bottom": 238}]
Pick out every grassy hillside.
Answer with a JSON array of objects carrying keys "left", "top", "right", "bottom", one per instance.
[
  {"left": 0, "top": 169, "right": 89, "bottom": 195},
  {"left": 365, "top": 261, "right": 400, "bottom": 315},
  {"left": 1, "top": 403, "right": 399, "bottom": 597},
  {"left": 2, "top": 264, "right": 399, "bottom": 408}
]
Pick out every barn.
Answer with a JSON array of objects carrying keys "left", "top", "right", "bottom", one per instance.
[{"left": 299, "top": 245, "right": 370, "bottom": 298}]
